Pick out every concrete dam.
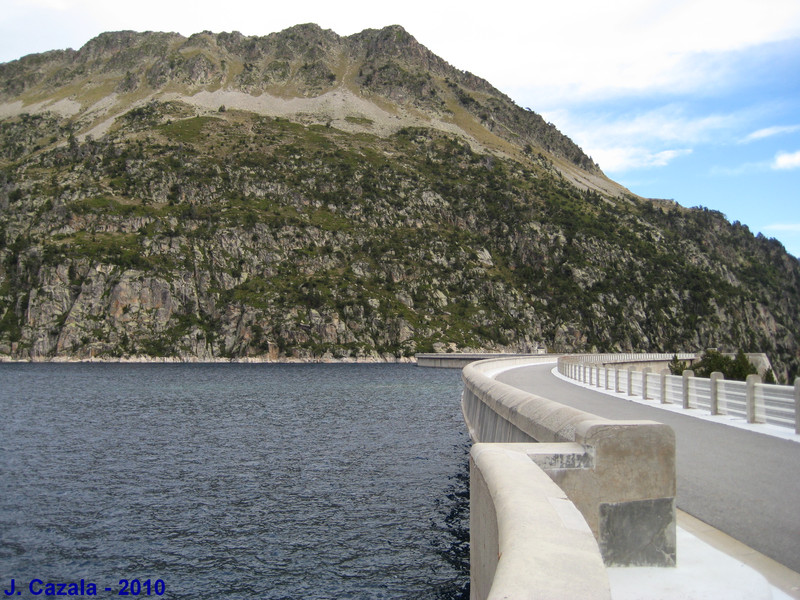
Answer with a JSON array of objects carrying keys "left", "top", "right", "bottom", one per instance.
[{"left": 432, "top": 353, "right": 800, "bottom": 600}]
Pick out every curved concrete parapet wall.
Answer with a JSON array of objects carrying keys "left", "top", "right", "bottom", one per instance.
[
  {"left": 462, "top": 356, "right": 677, "bottom": 568},
  {"left": 470, "top": 443, "right": 611, "bottom": 600},
  {"left": 416, "top": 352, "right": 543, "bottom": 369},
  {"left": 462, "top": 356, "right": 609, "bottom": 443}
]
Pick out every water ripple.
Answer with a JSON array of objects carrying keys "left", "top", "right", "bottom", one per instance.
[{"left": 0, "top": 363, "right": 470, "bottom": 599}]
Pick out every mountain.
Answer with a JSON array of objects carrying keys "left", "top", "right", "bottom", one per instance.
[{"left": 1, "top": 25, "right": 799, "bottom": 379}]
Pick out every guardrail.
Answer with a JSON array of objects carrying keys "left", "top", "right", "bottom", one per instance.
[
  {"left": 557, "top": 354, "right": 800, "bottom": 434},
  {"left": 461, "top": 356, "right": 676, "bottom": 577}
]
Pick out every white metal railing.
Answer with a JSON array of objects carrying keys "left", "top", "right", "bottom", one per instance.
[
  {"left": 557, "top": 354, "right": 800, "bottom": 434},
  {"left": 645, "top": 371, "right": 661, "bottom": 401},
  {"left": 719, "top": 378, "right": 747, "bottom": 420}
]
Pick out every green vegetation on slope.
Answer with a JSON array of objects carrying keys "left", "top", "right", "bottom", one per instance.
[{"left": 1, "top": 100, "right": 798, "bottom": 377}]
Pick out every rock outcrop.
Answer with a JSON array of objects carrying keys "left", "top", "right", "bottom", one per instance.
[{"left": 0, "top": 26, "right": 798, "bottom": 379}]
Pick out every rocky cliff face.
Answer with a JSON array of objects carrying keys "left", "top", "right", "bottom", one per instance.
[{"left": 1, "top": 26, "right": 799, "bottom": 379}]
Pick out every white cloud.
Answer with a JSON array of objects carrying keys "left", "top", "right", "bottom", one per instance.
[
  {"left": 742, "top": 125, "right": 800, "bottom": 143},
  {"left": 8, "top": 0, "right": 73, "bottom": 9},
  {"left": 593, "top": 148, "right": 693, "bottom": 173},
  {"left": 545, "top": 104, "right": 736, "bottom": 148},
  {"left": 465, "top": 0, "right": 800, "bottom": 104},
  {"left": 542, "top": 105, "right": 736, "bottom": 173},
  {"left": 772, "top": 150, "right": 800, "bottom": 170},
  {"left": 710, "top": 161, "right": 769, "bottom": 176},
  {"left": 763, "top": 223, "right": 800, "bottom": 232}
]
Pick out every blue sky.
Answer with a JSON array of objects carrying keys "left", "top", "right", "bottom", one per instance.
[{"left": 2, "top": 0, "right": 800, "bottom": 255}]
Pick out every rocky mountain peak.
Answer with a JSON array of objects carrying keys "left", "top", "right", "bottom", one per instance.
[
  {"left": 349, "top": 24, "right": 438, "bottom": 64},
  {"left": 0, "top": 25, "right": 604, "bottom": 181}
]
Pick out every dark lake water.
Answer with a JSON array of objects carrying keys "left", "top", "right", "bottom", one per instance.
[{"left": 0, "top": 363, "right": 470, "bottom": 599}]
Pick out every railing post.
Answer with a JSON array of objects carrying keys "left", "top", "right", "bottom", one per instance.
[
  {"left": 627, "top": 369, "right": 634, "bottom": 396},
  {"left": 642, "top": 367, "right": 650, "bottom": 399},
  {"left": 604, "top": 366, "right": 610, "bottom": 390},
  {"left": 709, "top": 372, "right": 723, "bottom": 415},
  {"left": 660, "top": 369, "right": 669, "bottom": 404},
  {"left": 682, "top": 369, "right": 694, "bottom": 409},
  {"left": 615, "top": 368, "right": 621, "bottom": 393},
  {"left": 746, "top": 374, "right": 764, "bottom": 424},
  {"left": 795, "top": 378, "right": 800, "bottom": 434}
]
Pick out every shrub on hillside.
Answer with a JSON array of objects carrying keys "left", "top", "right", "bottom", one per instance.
[{"left": 692, "top": 349, "right": 757, "bottom": 381}]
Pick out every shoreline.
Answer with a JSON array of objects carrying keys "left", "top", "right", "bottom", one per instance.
[{"left": 0, "top": 354, "right": 419, "bottom": 365}]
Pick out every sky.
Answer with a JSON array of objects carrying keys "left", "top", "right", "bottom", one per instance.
[{"left": 2, "top": 0, "right": 800, "bottom": 255}]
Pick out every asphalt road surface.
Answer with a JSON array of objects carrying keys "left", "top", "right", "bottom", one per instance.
[{"left": 496, "top": 362, "right": 800, "bottom": 574}]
